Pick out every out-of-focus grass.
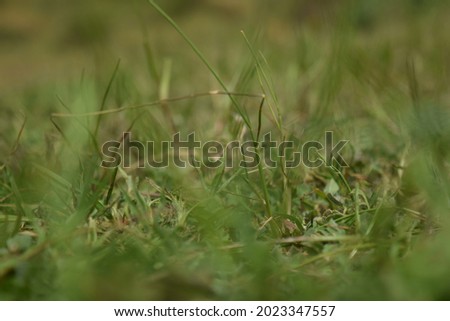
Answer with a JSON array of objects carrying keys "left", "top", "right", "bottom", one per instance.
[{"left": 0, "top": 0, "right": 449, "bottom": 300}]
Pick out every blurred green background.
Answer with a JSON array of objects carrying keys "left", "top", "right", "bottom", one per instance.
[{"left": 0, "top": 0, "right": 449, "bottom": 300}]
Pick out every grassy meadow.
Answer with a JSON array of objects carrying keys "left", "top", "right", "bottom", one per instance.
[{"left": 1, "top": 0, "right": 450, "bottom": 300}]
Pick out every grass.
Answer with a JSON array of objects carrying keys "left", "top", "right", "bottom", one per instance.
[{"left": 1, "top": 0, "right": 450, "bottom": 300}]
